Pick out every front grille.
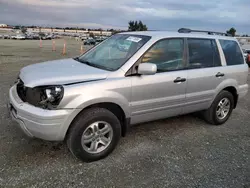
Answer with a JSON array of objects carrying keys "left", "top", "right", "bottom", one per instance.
[
  {"left": 16, "top": 79, "right": 43, "bottom": 107},
  {"left": 16, "top": 79, "right": 27, "bottom": 102}
]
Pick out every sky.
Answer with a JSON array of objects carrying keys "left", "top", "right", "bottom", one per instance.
[{"left": 0, "top": 0, "right": 250, "bottom": 34}]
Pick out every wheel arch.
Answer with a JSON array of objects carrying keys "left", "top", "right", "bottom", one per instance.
[
  {"left": 222, "top": 86, "right": 238, "bottom": 108},
  {"left": 65, "top": 102, "right": 130, "bottom": 140},
  {"left": 214, "top": 79, "right": 239, "bottom": 109}
]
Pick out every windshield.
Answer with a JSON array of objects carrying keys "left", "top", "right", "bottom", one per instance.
[{"left": 78, "top": 34, "right": 151, "bottom": 71}]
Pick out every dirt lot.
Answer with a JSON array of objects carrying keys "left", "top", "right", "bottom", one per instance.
[{"left": 0, "top": 39, "right": 250, "bottom": 188}]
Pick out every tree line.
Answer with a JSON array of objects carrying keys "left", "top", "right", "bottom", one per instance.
[{"left": 128, "top": 20, "right": 148, "bottom": 31}]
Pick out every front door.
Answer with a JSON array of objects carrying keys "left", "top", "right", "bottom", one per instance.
[{"left": 129, "top": 38, "right": 187, "bottom": 124}]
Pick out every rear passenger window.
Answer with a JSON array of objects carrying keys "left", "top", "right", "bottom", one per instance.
[
  {"left": 187, "top": 39, "right": 221, "bottom": 69},
  {"left": 219, "top": 40, "right": 244, "bottom": 65}
]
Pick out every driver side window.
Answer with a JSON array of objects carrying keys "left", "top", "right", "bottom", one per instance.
[{"left": 141, "top": 38, "right": 185, "bottom": 72}]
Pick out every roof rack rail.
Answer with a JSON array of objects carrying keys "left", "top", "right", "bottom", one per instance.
[{"left": 178, "top": 28, "right": 232, "bottom": 36}]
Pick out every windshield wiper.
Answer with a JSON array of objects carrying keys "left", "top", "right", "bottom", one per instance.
[
  {"left": 73, "top": 57, "right": 80, "bottom": 61},
  {"left": 89, "top": 63, "right": 114, "bottom": 71},
  {"left": 73, "top": 57, "right": 92, "bottom": 66},
  {"left": 73, "top": 57, "right": 114, "bottom": 71}
]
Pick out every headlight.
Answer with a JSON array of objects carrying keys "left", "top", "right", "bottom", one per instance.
[
  {"left": 39, "top": 85, "right": 64, "bottom": 109},
  {"left": 25, "top": 85, "right": 64, "bottom": 109}
]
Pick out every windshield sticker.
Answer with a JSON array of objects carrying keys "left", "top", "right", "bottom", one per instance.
[{"left": 126, "top": 36, "right": 142, "bottom": 43}]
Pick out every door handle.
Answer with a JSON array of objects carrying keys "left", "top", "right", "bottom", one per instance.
[
  {"left": 174, "top": 77, "right": 186, "bottom": 83},
  {"left": 216, "top": 72, "right": 225, "bottom": 77}
]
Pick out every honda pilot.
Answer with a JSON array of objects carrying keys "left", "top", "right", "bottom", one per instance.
[{"left": 8, "top": 28, "right": 249, "bottom": 162}]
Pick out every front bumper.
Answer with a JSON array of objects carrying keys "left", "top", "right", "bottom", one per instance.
[{"left": 8, "top": 85, "right": 79, "bottom": 141}]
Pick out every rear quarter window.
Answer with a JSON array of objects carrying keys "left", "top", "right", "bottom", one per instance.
[{"left": 219, "top": 40, "right": 244, "bottom": 65}]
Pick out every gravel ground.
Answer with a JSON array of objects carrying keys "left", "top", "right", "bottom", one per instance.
[{"left": 0, "top": 39, "right": 250, "bottom": 188}]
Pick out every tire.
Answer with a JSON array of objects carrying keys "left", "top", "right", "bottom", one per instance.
[
  {"left": 203, "top": 90, "right": 234, "bottom": 125},
  {"left": 67, "top": 108, "right": 121, "bottom": 162}
]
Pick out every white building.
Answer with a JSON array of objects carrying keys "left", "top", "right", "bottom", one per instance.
[{"left": 0, "top": 24, "right": 7, "bottom": 27}]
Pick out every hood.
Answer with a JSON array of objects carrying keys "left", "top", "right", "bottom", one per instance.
[{"left": 20, "top": 58, "right": 109, "bottom": 87}]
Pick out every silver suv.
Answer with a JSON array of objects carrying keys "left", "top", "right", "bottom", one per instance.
[{"left": 8, "top": 28, "right": 249, "bottom": 162}]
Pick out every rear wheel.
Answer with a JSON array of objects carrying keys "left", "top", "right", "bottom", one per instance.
[
  {"left": 67, "top": 108, "right": 121, "bottom": 162},
  {"left": 203, "top": 90, "right": 234, "bottom": 125}
]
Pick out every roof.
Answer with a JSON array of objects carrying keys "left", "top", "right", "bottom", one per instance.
[{"left": 120, "top": 31, "right": 237, "bottom": 41}]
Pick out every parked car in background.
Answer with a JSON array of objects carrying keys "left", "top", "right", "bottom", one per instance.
[
  {"left": 53, "top": 34, "right": 61, "bottom": 39},
  {"left": 11, "top": 34, "right": 25, "bottom": 40},
  {"left": 11, "top": 34, "right": 26, "bottom": 40},
  {"left": 25, "top": 34, "right": 34, "bottom": 40},
  {"left": 3, "top": 35, "right": 10, "bottom": 39},
  {"left": 246, "top": 50, "right": 250, "bottom": 67},
  {"left": 244, "top": 49, "right": 250, "bottom": 56},
  {"left": 242, "top": 49, "right": 248, "bottom": 59},
  {"left": 8, "top": 29, "right": 249, "bottom": 162},
  {"left": 41, "top": 36, "right": 48, "bottom": 40},
  {"left": 242, "top": 49, "right": 250, "bottom": 67},
  {"left": 84, "top": 38, "right": 96, "bottom": 45},
  {"left": 96, "top": 37, "right": 104, "bottom": 43},
  {"left": 15, "top": 34, "right": 26, "bottom": 40},
  {"left": 10, "top": 35, "right": 16, "bottom": 39},
  {"left": 42, "top": 34, "right": 54, "bottom": 40},
  {"left": 81, "top": 36, "right": 88, "bottom": 41},
  {"left": 32, "top": 34, "right": 40, "bottom": 40},
  {"left": 247, "top": 55, "right": 250, "bottom": 67}
]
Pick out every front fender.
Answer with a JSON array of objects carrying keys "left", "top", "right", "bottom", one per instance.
[
  {"left": 60, "top": 85, "right": 130, "bottom": 118},
  {"left": 73, "top": 91, "right": 130, "bottom": 118}
]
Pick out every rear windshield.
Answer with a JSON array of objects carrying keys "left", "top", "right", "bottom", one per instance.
[{"left": 219, "top": 40, "right": 244, "bottom": 65}]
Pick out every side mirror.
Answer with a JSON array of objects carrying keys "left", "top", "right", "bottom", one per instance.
[{"left": 137, "top": 63, "right": 157, "bottom": 75}]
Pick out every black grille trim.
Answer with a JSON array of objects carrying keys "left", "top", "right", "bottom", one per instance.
[
  {"left": 16, "top": 79, "right": 27, "bottom": 102},
  {"left": 16, "top": 80, "right": 43, "bottom": 106}
]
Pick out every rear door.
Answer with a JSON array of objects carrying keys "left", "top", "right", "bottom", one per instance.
[{"left": 183, "top": 38, "right": 225, "bottom": 114}]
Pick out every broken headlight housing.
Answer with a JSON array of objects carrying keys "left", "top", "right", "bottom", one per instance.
[
  {"left": 40, "top": 86, "right": 64, "bottom": 108},
  {"left": 26, "top": 85, "right": 64, "bottom": 109}
]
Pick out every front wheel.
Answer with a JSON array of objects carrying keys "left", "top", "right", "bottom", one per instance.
[
  {"left": 203, "top": 90, "right": 234, "bottom": 125},
  {"left": 67, "top": 108, "right": 121, "bottom": 162}
]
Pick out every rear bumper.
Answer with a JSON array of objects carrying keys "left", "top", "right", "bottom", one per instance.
[
  {"left": 8, "top": 85, "right": 80, "bottom": 141},
  {"left": 238, "top": 84, "right": 248, "bottom": 99}
]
